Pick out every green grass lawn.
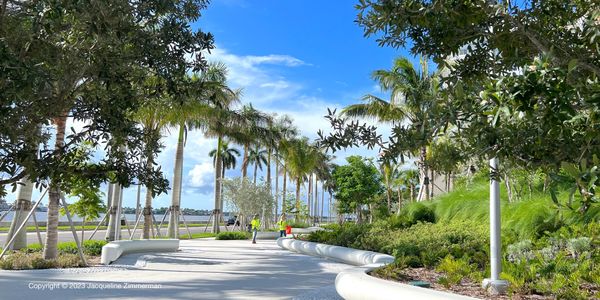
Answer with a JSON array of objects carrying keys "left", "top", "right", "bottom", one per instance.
[{"left": 0, "top": 222, "right": 224, "bottom": 233}]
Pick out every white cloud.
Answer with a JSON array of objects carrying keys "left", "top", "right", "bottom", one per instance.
[
  {"left": 206, "top": 48, "right": 305, "bottom": 105},
  {"left": 188, "top": 162, "right": 215, "bottom": 188}
]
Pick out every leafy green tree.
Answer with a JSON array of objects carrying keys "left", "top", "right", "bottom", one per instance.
[
  {"left": 331, "top": 156, "right": 383, "bottom": 223},
  {"left": 222, "top": 177, "right": 274, "bottom": 229},
  {"left": 355, "top": 0, "right": 599, "bottom": 79},
  {"left": 60, "top": 180, "right": 105, "bottom": 241},
  {"left": 2, "top": 0, "right": 215, "bottom": 258}
]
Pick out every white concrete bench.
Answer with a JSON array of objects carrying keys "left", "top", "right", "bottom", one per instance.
[
  {"left": 101, "top": 239, "right": 180, "bottom": 265},
  {"left": 276, "top": 238, "right": 394, "bottom": 266}
]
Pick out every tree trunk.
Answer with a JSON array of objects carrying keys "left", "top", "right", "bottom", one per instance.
[
  {"left": 295, "top": 178, "right": 301, "bottom": 221},
  {"left": 43, "top": 114, "right": 67, "bottom": 259},
  {"left": 212, "top": 135, "right": 223, "bottom": 234},
  {"left": 397, "top": 187, "right": 403, "bottom": 215},
  {"left": 417, "top": 146, "right": 429, "bottom": 201},
  {"left": 167, "top": 124, "right": 184, "bottom": 239},
  {"left": 104, "top": 183, "right": 115, "bottom": 240},
  {"left": 241, "top": 143, "right": 249, "bottom": 179},
  {"left": 314, "top": 178, "right": 318, "bottom": 225},
  {"left": 430, "top": 168, "right": 435, "bottom": 199},
  {"left": 5, "top": 178, "right": 33, "bottom": 250},
  {"left": 321, "top": 183, "right": 324, "bottom": 223},
  {"left": 266, "top": 148, "right": 272, "bottom": 221},
  {"left": 142, "top": 184, "right": 153, "bottom": 239},
  {"left": 274, "top": 151, "right": 279, "bottom": 220},
  {"left": 81, "top": 217, "right": 85, "bottom": 241},
  {"left": 385, "top": 171, "right": 392, "bottom": 211},
  {"left": 253, "top": 161, "right": 258, "bottom": 184},
  {"left": 107, "top": 184, "right": 122, "bottom": 241},
  {"left": 282, "top": 163, "right": 287, "bottom": 214},
  {"left": 307, "top": 174, "right": 312, "bottom": 219},
  {"left": 410, "top": 184, "right": 414, "bottom": 202}
]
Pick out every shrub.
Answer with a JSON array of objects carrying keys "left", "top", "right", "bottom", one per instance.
[
  {"left": 82, "top": 240, "right": 107, "bottom": 256},
  {"left": 436, "top": 255, "right": 482, "bottom": 288},
  {"left": 30, "top": 254, "right": 57, "bottom": 269},
  {"left": 286, "top": 221, "right": 310, "bottom": 228},
  {"left": 0, "top": 251, "right": 31, "bottom": 270},
  {"left": 215, "top": 231, "right": 250, "bottom": 240},
  {"left": 386, "top": 220, "right": 489, "bottom": 268},
  {"left": 24, "top": 243, "right": 43, "bottom": 253},
  {"left": 57, "top": 254, "right": 85, "bottom": 268}
]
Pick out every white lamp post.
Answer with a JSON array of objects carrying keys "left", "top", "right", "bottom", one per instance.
[{"left": 482, "top": 157, "right": 508, "bottom": 294}]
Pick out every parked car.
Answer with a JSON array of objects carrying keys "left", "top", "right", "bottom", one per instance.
[{"left": 227, "top": 216, "right": 239, "bottom": 226}]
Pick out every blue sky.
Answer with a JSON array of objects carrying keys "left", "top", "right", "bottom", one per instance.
[{"left": 7, "top": 1, "right": 419, "bottom": 214}]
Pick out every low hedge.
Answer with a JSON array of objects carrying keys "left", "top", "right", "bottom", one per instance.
[
  {"left": 215, "top": 231, "right": 250, "bottom": 240},
  {"left": 24, "top": 240, "right": 107, "bottom": 256}
]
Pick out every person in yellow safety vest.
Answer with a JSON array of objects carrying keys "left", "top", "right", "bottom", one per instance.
[
  {"left": 277, "top": 214, "right": 287, "bottom": 238},
  {"left": 251, "top": 214, "right": 261, "bottom": 244}
]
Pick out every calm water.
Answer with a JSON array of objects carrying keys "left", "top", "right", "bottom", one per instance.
[{"left": 0, "top": 211, "right": 212, "bottom": 223}]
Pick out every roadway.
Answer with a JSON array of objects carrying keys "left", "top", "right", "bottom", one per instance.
[{"left": 0, "top": 225, "right": 231, "bottom": 245}]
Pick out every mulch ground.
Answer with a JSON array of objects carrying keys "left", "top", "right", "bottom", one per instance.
[{"left": 370, "top": 267, "right": 552, "bottom": 300}]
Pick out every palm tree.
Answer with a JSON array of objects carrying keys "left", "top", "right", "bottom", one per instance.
[
  {"left": 209, "top": 140, "right": 240, "bottom": 214},
  {"left": 281, "top": 137, "right": 318, "bottom": 221},
  {"left": 342, "top": 57, "right": 442, "bottom": 201},
  {"left": 314, "top": 152, "right": 335, "bottom": 223},
  {"left": 379, "top": 160, "right": 399, "bottom": 211},
  {"left": 210, "top": 140, "right": 240, "bottom": 180},
  {"left": 165, "top": 67, "right": 236, "bottom": 238},
  {"left": 248, "top": 147, "right": 268, "bottom": 184},
  {"left": 271, "top": 115, "right": 297, "bottom": 219},
  {"left": 236, "top": 104, "right": 271, "bottom": 180},
  {"left": 194, "top": 63, "right": 241, "bottom": 234}
]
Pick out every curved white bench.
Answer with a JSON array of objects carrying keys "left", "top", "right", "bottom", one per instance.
[
  {"left": 101, "top": 239, "right": 180, "bottom": 265},
  {"left": 336, "top": 265, "right": 478, "bottom": 300},
  {"left": 277, "top": 238, "right": 478, "bottom": 299},
  {"left": 255, "top": 231, "right": 280, "bottom": 239},
  {"left": 276, "top": 238, "right": 394, "bottom": 266}
]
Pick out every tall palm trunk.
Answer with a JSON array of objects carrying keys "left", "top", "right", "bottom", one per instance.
[
  {"left": 220, "top": 157, "right": 226, "bottom": 213},
  {"left": 384, "top": 173, "right": 392, "bottom": 211},
  {"left": 307, "top": 174, "right": 312, "bottom": 219},
  {"left": 274, "top": 151, "right": 279, "bottom": 219},
  {"left": 266, "top": 148, "right": 272, "bottom": 221},
  {"left": 314, "top": 178, "right": 318, "bottom": 224},
  {"left": 253, "top": 161, "right": 258, "bottom": 184},
  {"left": 320, "top": 182, "right": 324, "bottom": 223},
  {"left": 212, "top": 135, "right": 223, "bottom": 234},
  {"left": 43, "top": 114, "right": 67, "bottom": 259},
  {"left": 241, "top": 143, "right": 249, "bottom": 179},
  {"left": 282, "top": 163, "right": 287, "bottom": 214},
  {"left": 167, "top": 124, "right": 184, "bottom": 238},
  {"left": 295, "top": 177, "right": 301, "bottom": 221},
  {"left": 397, "top": 187, "right": 403, "bottom": 214},
  {"left": 5, "top": 178, "right": 33, "bottom": 250}
]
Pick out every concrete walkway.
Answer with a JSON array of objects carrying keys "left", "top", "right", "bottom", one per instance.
[{"left": 0, "top": 238, "right": 350, "bottom": 299}]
